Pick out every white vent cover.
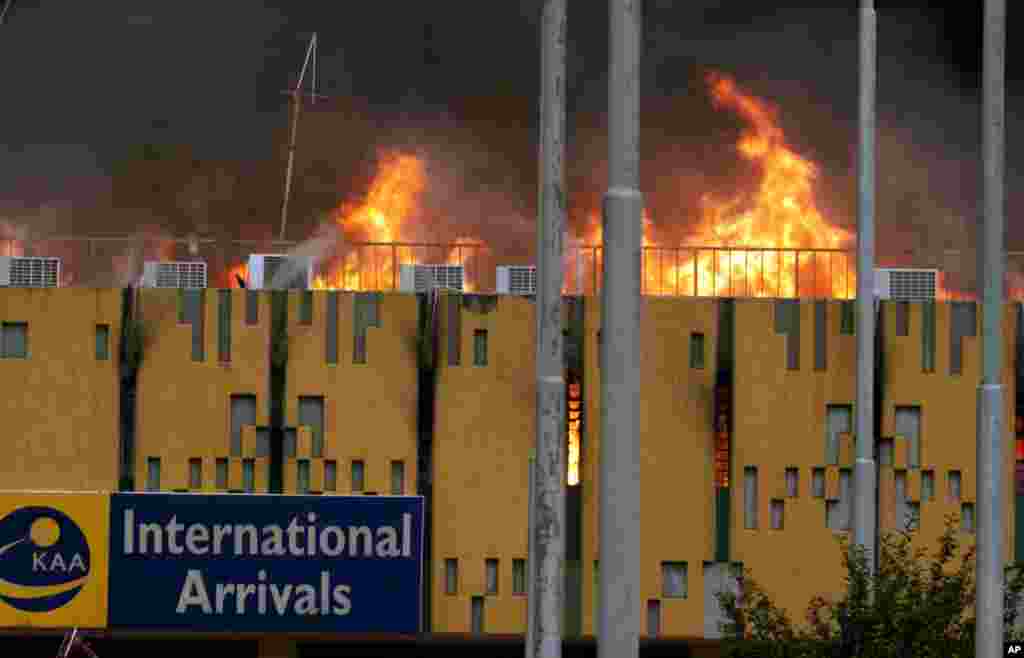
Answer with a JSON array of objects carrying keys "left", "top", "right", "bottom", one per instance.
[
  {"left": 874, "top": 268, "right": 938, "bottom": 301},
  {"left": 141, "top": 261, "right": 207, "bottom": 289},
  {"left": 496, "top": 265, "right": 537, "bottom": 295},
  {"left": 0, "top": 256, "right": 61, "bottom": 288},
  {"left": 398, "top": 264, "right": 464, "bottom": 293},
  {"left": 247, "top": 254, "right": 313, "bottom": 290}
]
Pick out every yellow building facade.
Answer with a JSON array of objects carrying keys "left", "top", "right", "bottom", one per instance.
[{"left": 1, "top": 288, "right": 1021, "bottom": 640}]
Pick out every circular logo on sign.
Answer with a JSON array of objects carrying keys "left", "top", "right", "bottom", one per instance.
[{"left": 0, "top": 506, "right": 91, "bottom": 612}]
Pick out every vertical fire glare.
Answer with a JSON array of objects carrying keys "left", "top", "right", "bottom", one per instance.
[
  {"left": 714, "top": 384, "right": 731, "bottom": 488},
  {"left": 567, "top": 380, "right": 582, "bottom": 486}
]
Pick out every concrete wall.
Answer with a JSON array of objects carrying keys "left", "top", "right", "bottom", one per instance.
[{"left": 0, "top": 288, "right": 121, "bottom": 491}]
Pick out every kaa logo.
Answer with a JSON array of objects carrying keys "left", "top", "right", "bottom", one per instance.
[{"left": 0, "top": 506, "right": 91, "bottom": 613}]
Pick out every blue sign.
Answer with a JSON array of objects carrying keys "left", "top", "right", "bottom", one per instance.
[{"left": 107, "top": 494, "right": 423, "bottom": 632}]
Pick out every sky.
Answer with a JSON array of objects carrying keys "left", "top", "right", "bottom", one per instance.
[{"left": 0, "top": 1, "right": 1019, "bottom": 286}]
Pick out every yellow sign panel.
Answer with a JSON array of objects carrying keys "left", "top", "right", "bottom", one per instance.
[{"left": 0, "top": 493, "right": 109, "bottom": 628}]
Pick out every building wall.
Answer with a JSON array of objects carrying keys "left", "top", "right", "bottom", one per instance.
[
  {"left": 581, "top": 297, "right": 718, "bottom": 638},
  {"left": 432, "top": 294, "right": 535, "bottom": 633},
  {"left": 0, "top": 288, "right": 121, "bottom": 491},
  {"left": 134, "top": 289, "right": 269, "bottom": 492},
  {"left": 731, "top": 300, "right": 857, "bottom": 623},
  {"left": 283, "top": 292, "right": 419, "bottom": 496},
  {"left": 879, "top": 302, "right": 1016, "bottom": 561}
]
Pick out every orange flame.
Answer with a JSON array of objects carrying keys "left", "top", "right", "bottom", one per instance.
[
  {"left": 572, "top": 73, "right": 857, "bottom": 299},
  {"left": 567, "top": 381, "right": 581, "bottom": 486}
]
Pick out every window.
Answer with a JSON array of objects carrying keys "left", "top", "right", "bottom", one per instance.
[
  {"left": 471, "top": 596, "right": 484, "bottom": 634},
  {"left": 300, "top": 291, "right": 313, "bottom": 325},
  {"left": 445, "top": 558, "right": 458, "bottom": 595},
  {"left": 840, "top": 301, "right": 855, "bottom": 335},
  {"left": 325, "top": 460, "right": 337, "bottom": 492},
  {"left": 921, "top": 470, "right": 935, "bottom": 501},
  {"left": 95, "top": 324, "right": 110, "bottom": 361},
  {"left": 297, "top": 459, "right": 311, "bottom": 494},
  {"left": 298, "top": 396, "right": 325, "bottom": 458},
  {"left": 825, "top": 405, "right": 852, "bottom": 466},
  {"left": 826, "top": 500, "right": 840, "bottom": 530},
  {"left": 391, "top": 460, "right": 405, "bottom": 495},
  {"left": 245, "top": 290, "right": 259, "bottom": 325},
  {"left": 215, "top": 458, "right": 228, "bottom": 490},
  {"left": 1, "top": 322, "right": 27, "bottom": 358},
  {"left": 189, "top": 458, "right": 202, "bottom": 490},
  {"left": 744, "top": 466, "right": 758, "bottom": 529},
  {"left": 812, "top": 467, "right": 825, "bottom": 498},
  {"left": 217, "top": 290, "right": 231, "bottom": 362},
  {"left": 907, "top": 502, "right": 920, "bottom": 531},
  {"left": 242, "top": 458, "right": 255, "bottom": 493},
  {"left": 895, "top": 406, "right": 922, "bottom": 469},
  {"left": 690, "top": 332, "right": 705, "bottom": 369},
  {"left": 770, "top": 500, "right": 785, "bottom": 530},
  {"left": 647, "top": 600, "right": 661, "bottom": 637},
  {"left": 512, "top": 559, "right": 527, "bottom": 595},
  {"left": 485, "top": 558, "right": 499, "bottom": 594},
  {"left": 351, "top": 460, "right": 365, "bottom": 493},
  {"left": 839, "top": 468, "right": 852, "bottom": 530},
  {"left": 473, "top": 330, "right": 488, "bottom": 366},
  {"left": 146, "top": 457, "right": 161, "bottom": 492},
  {"left": 785, "top": 467, "right": 799, "bottom": 497},
  {"left": 661, "top": 562, "right": 687, "bottom": 598},
  {"left": 229, "top": 395, "right": 257, "bottom": 458},
  {"left": 949, "top": 470, "right": 962, "bottom": 503},
  {"left": 962, "top": 503, "right": 975, "bottom": 533}
]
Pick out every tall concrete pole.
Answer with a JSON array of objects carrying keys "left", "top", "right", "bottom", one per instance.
[
  {"left": 598, "top": 1, "right": 642, "bottom": 657},
  {"left": 976, "top": 0, "right": 1006, "bottom": 655},
  {"left": 529, "top": 1, "right": 567, "bottom": 657},
  {"left": 853, "top": 0, "right": 878, "bottom": 577}
]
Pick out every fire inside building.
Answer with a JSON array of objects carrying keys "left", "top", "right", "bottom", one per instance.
[{"left": 0, "top": 74, "right": 1021, "bottom": 657}]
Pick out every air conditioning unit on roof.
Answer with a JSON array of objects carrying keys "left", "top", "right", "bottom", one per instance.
[
  {"left": 247, "top": 254, "right": 313, "bottom": 290},
  {"left": 398, "top": 264, "right": 464, "bottom": 293},
  {"left": 874, "top": 268, "right": 939, "bottom": 301},
  {"left": 0, "top": 256, "right": 60, "bottom": 288},
  {"left": 141, "top": 261, "right": 207, "bottom": 289},
  {"left": 496, "top": 265, "right": 537, "bottom": 295}
]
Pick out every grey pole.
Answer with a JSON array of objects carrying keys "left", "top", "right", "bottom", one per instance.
[
  {"left": 853, "top": 0, "right": 878, "bottom": 578},
  {"left": 529, "top": 1, "right": 567, "bottom": 657},
  {"left": 526, "top": 452, "right": 538, "bottom": 658},
  {"left": 976, "top": 0, "right": 1006, "bottom": 655},
  {"left": 598, "top": 1, "right": 642, "bottom": 657}
]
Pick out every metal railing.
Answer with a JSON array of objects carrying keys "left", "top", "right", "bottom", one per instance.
[{"left": 3, "top": 235, "right": 1024, "bottom": 300}]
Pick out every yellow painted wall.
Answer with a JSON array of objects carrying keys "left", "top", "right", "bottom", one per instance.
[
  {"left": 731, "top": 300, "right": 857, "bottom": 623},
  {"left": 284, "top": 292, "right": 419, "bottom": 496},
  {"left": 0, "top": 288, "right": 121, "bottom": 491},
  {"left": 581, "top": 297, "right": 718, "bottom": 638},
  {"left": 880, "top": 302, "right": 1016, "bottom": 563},
  {"left": 135, "top": 289, "right": 269, "bottom": 492},
  {"left": 432, "top": 294, "right": 535, "bottom": 633}
]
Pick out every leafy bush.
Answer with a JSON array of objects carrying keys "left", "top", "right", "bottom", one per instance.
[{"left": 717, "top": 515, "right": 1024, "bottom": 657}]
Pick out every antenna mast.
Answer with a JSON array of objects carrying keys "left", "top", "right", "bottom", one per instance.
[{"left": 278, "top": 33, "right": 321, "bottom": 241}]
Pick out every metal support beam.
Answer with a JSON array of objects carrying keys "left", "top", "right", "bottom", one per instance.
[
  {"left": 529, "top": 1, "right": 567, "bottom": 657},
  {"left": 976, "top": 1, "right": 1006, "bottom": 655},
  {"left": 854, "top": 0, "right": 878, "bottom": 578},
  {"left": 598, "top": 1, "right": 642, "bottom": 657}
]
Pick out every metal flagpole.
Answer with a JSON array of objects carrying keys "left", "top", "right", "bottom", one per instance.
[
  {"left": 528, "top": 1, "right": 567, "bottom": 657},
  {"left": 598, "top": 1, "right": 642, "bottom": 657},
  {"left": 976, "top": 0, "right": 1006, "bottom": 655}
]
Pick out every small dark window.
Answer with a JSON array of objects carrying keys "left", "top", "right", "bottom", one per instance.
[
  {"left": 690, "top": 332, "right": 705, "bottom": 369},
  {"left": 245, "top": 290, "right": 259, "bottom": 325},
  {"left": 351, "top": 460, "right": 365, "bottom": 493},
  {"left": 189, "top": 458, "right": 202, "bottom": 490},
  {"left": 242, "top": 458, "right": 255, "bottom": 493},
  {"left": 661, "top": 562, "right": 687, "bottom": 598},
  {"left": 215, "top": 458, "right": 228, "bottom": 490},
  {"left": 512, "top": 559, "right": 527, "bottom": 595},
  {"left": 300, "top": 291, "right": 313, "bottom": 325},
  {"left": 325, "top": 460, "right": 338, "bottom": 492},
  {"left": 811, "top": 467, "right": 825, "bottom": 498},
  {"left": 840, "top": 301, "right": 855, "bottom": 335},
  {"left": 445, "top": 558, "right": 458, "bottom": 595},
  {"left": 473, "top": 330, "right": 488, "bottom": 366},
  {"left": 297, "top": 459, "right": 311, "bottom": 494},
  {"left": 391, "top": 460, "right": 405, "bottom": 495},
  {"left": 217, "top": 290, "right": 231, "bottom": 362},
  {"left": 95, "top": 324, "right": 110, "bottom": 360},
  {"left": 962, "top": 503, "right": 975, "bottom": 533},
  {"left": 485, "top": 558, "right": 499, "bottom": 594},
  {"left": 146, "top": 457, "right": 161, "bottom": 492},
  {"left": 1, "top": 322, "right": 28, "bottom": 358}
]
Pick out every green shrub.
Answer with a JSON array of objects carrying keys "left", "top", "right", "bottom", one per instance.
[{"left": 717, "top": 515, "right": 1024, "bottom": 657}]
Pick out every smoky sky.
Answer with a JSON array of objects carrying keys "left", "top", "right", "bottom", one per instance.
[{"left": 0, "top": 1, "right": 1021, "bottom": 289}]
